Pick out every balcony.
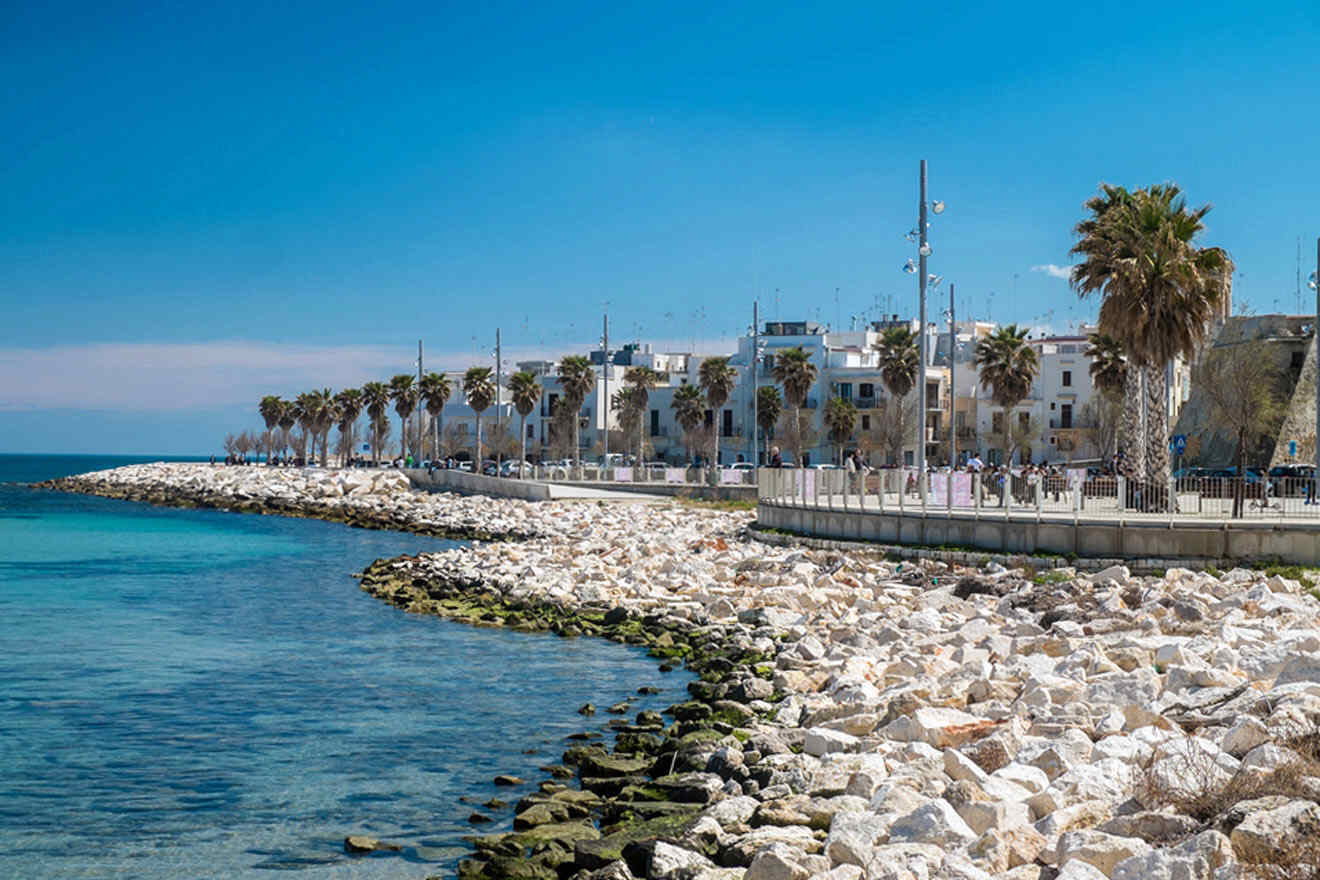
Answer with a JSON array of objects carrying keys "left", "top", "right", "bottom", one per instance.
[
  {"left": 925, "top": 395, "right": 950, "bottom": 411},
  {"left": 855, "top": 396, "right": 878, "bottom": 410}
]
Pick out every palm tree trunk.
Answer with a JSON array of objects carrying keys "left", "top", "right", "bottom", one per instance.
[
  {"left": 1121, "top": 367, "right": 1146, "bottom": 478},
  {"left": 433, "top": 413, "right": 439, "bottom": 463},
  {"left": 519, "top": 414, "right": 527, "bottom": 478},
  {"left": 475, "top": 413, "right": 483, "bottom": 468},
  {"left": 1144, "top": 363, "right": 1170, "bottom": 488}
]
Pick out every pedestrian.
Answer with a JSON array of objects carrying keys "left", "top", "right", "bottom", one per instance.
[{"left": 769, "top": 446, "right": 783, "bottom": 468}]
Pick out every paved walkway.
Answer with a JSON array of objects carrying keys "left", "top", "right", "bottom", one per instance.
[{"left": 541, "top": 482, "right": 668, "bottom": 502}]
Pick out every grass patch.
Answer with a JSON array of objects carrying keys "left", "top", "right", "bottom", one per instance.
[
  {"left": 1136, "top": 730, "right": 1320, "bottom": 879},
  {"left": 1031, "top": 570, "right": 1073, "bottom": 586},
  {"left": 674, "top": 496, "right": 757, "bottom": 512},
  {"left": 1261, "top": 563, "right": 1320, "bottom": 588}
]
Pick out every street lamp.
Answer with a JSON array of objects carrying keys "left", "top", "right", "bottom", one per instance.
[
  {"left": 902, "top": 159, "right": 946, "bottom": 489},
  {"left": 1311, "top": 256, "right": 1318, "bottom": 503}
]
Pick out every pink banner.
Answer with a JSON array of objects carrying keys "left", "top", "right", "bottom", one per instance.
[
  {"left": 931, "top": 473, "right": 948, "bottom": 505},
  {"left": 614, "top": 467, "right": 632, "bottom": 482},
  {"left": 803, "top": 469, "right": 816, "bottom": 499},
  {"left": 665, "top": 468, "right": 687, "bottom": 483},
  {"left": 952, "top": 472, "right": 973, "bottom": 506}
]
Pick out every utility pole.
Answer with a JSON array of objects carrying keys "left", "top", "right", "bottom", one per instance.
[
  {"left": 602, "top": 311, "right": 609, "bottom": 466},
  {"left": 495, "top": 328, "right": 502, "bottom": 472},
  {"left": 917, "top": 159, "right": 929, "bottom": 487},
  {"left": 751, "top": 300, "right": 759, "bottom": 466},
  {"left": 949, "top": 283, "right": 956, "bottom": 468},
  {"left": 416, "top": 339, "right": 423, "bottom": 463},
  {"left": 1314, "top": 238, "right": 1319, "bottom": 502}
]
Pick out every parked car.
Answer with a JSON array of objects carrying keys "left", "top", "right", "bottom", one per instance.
[
  {"left": 1268, "top": 464, "right": 1315, "bottom": 496},
  {"left": 728, "top": 462, "right": 755, "bottom": 471}
]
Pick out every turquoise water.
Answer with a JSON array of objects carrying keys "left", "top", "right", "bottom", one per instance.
[{"left": 0, "top": 455, "right": 687, "bottom": 879}]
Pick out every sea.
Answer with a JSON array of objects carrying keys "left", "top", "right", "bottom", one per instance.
[{"left": 0, "top": 454, "right": 689, "bottom": 879}]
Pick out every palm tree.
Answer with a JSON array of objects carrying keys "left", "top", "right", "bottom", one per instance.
[
  {"left": 876, "top": 326, "right": 919, "bottom": 461},
  {"left": 258, "top": 395, "right": 283, "bottom": 464},
  {"left": 507, "top": 371, "right": 540, "bottom": 474},
  {"left": 334, "top": 388, "right": 364, "bottom": 465},
  {"left": 824, "top": 396, "right": 859, "bottom": 465},
  {"left": 756, "top": 385, "right": 782, "bottom": 463},
  {"left": 276, "top": 399, "right": 296, "bottom": 460},
  {"left": 419, "top": 372, "right": 453, "bottom": 462},
  {"left": 293, "top": 392, "right": 318, "bottom": 463},
  {"left": 671, "top": 383, "right": 704, "bottom": 464},
  {"left": 308, "top": 388, "right": 337, "bottom": 467},
  {"left": 463, "top": 366, "right": 496, "bottom": 467},
  {"left": 624, "top": 366, "right": 661, "bottom": 466},
  {"left": 1072, "top": 183, "right": 1232, "bottom": 486},
  {"left": 973, "top": 324, "right": 1040, "bottom": 465},
  {"left": 388, "top": 374, "right": 419, "bottom": 460},
  {"left": 1085, "top": 332, "right": 1127, "bottom": 399},
  {"left": 611, "top": 387, "right": 644, "bottom": 463},
  {"left": 556, "top": 355, "right": 595, "bottom": 471},
  {"left": 361, "top": 381, "right": 391, "bottom": 464},
  {"left": 698, "top": 356, "right": 738, "bottom": 468},
  {"left": 771, "top": 346, "right": 818, "bottom": 467}
]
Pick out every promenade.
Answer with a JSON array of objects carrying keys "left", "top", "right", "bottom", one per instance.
[{"left": 757, "top": 468, "right": 1320, "bottom": 566}]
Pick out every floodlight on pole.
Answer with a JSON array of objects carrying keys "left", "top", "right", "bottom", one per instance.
[
  {"left": 932, "top": 200, "right": 945, "bottom": 214},
  {"left": 904, "top": 259, "right": 917, "bottom": 274},
  {"left": 918, "top": 243, "right": 932, "bottom": 257}
]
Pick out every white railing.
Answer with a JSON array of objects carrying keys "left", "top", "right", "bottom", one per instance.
[{"left": 755, "top": 469, "right": 1320, "bottom": 522}]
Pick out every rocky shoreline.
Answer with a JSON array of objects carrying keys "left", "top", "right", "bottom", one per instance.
[
  {"left": 41, "top": 463, "right": 1320, "bottom": 880},
  {"left": 37, "top": 463, "right": 540, "bottom": 542}
]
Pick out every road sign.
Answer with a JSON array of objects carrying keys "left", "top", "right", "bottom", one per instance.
[
  {"left": 1290, "top": 440, "right": 1298, "bottom": 457},
  {"left": 1171, "top": 434, "right": 1187, "bottom": 455}
]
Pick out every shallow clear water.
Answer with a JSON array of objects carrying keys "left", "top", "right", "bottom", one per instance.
[{"left": 0, "top": 455, "right": 688, "bottom": 879}]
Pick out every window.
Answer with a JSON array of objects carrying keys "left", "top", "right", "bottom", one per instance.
[
  {"left": 1062, "top": 370, "right": 1072, "bottom": 387},
  {"left": 721, "top": 410, "right": 733, "bottom": 437},
  {"left": 1061, "top": 404, "right": 1073, "bottom": 429},
  {"left": 650, "top": 409, "right": 660, "bottom": 436},
  {"left": 1019, "top": 412, "right": 1030, "bottom": 431},
  {"left": 926, "top": 381, "right": 940, "bottom": 401},
  {"left": 838, "top": 382, "right": 852, "bottom": 399},
  {"left": 861, "top": 415, "right": 871, "bottom": 431},
  {"left": 859, "top": 382, "right": 874, "bottom": 398},
  {"left": 704, "top": 409, "right": 714, "bottom": 429},
  {"left": 992, "top": 412, "right": 1004, "bottom": 434},
  {"left": 763, "top": 354, "right": 775, "bottom": 371},
  {"left": 526, "top": 424, "right": 535, "bottom": 439}
]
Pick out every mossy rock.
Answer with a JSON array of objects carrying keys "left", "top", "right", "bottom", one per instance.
[
  {"left": 576, "top": 807, "right": 705, "bottom": 869},
  {"left": 562, "top": 745, "right": 609, "bottom": 767},
  {"left": 577, "top": 753, "right": 652, "bottom": 778},
  {"left": 614, "top": 731, "right": 666, "bottom": 755},
  {"left": 508, "top": 820, "right": 601, "bottom": 848}
]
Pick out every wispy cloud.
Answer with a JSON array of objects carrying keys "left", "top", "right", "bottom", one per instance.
[
  {"left": 0, "top": 336, "right": 743, "bottom": 412},
  {"left": 1031, "top": 264, "right": 1075, "bottom": 280}
]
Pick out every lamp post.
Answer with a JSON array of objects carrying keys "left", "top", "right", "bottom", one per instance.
[
  {"left": 904, "top": 160, "right": 944, "bottom": 488},
  {"left": 1310, "top": 241, "right": 1319, "bottom": 502},
  {"left": 751, "top": 301, "right": 759, "bottom": 466},
  {"left": 602, "top": 311, "right": 609, "bottom": 467},
  {"left": 944, "top": 282, "right": 956, "bottom": 467}
]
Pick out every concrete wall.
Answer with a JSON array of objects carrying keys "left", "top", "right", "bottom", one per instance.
[
  {"left": 406, "top": 468, "right": 552, "bottom": 501},
  {"left": 758, "top": 500, "right": 1320, "bottom": 565}
]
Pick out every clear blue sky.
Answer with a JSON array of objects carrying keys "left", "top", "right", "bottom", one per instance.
[{"left": 4, "top": 0, "right": 1319, "bottom": 453}]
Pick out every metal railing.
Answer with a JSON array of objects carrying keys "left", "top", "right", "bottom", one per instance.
[{"left": 755, "top": 469, "right": 1320, "bottom": 522}]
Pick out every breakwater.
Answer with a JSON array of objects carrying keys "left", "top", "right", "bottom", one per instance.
[{"left": 46, "top": 463, "right": 1320, "bottom": 880}]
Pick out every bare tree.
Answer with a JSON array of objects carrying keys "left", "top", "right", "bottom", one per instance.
[
  {"left": 1194, "top": 340, "right": 1285, "bottom": 518},
  {"left": 1078, "top": 392, "right": 1122, "bottom": 461},
  {"left": 873, "top": 395, "right": 918, "bottom": 467}
]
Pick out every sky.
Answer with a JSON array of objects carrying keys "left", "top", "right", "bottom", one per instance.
[{"left": 3, "top": 0, "right": 1320, "bottom": 453}]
